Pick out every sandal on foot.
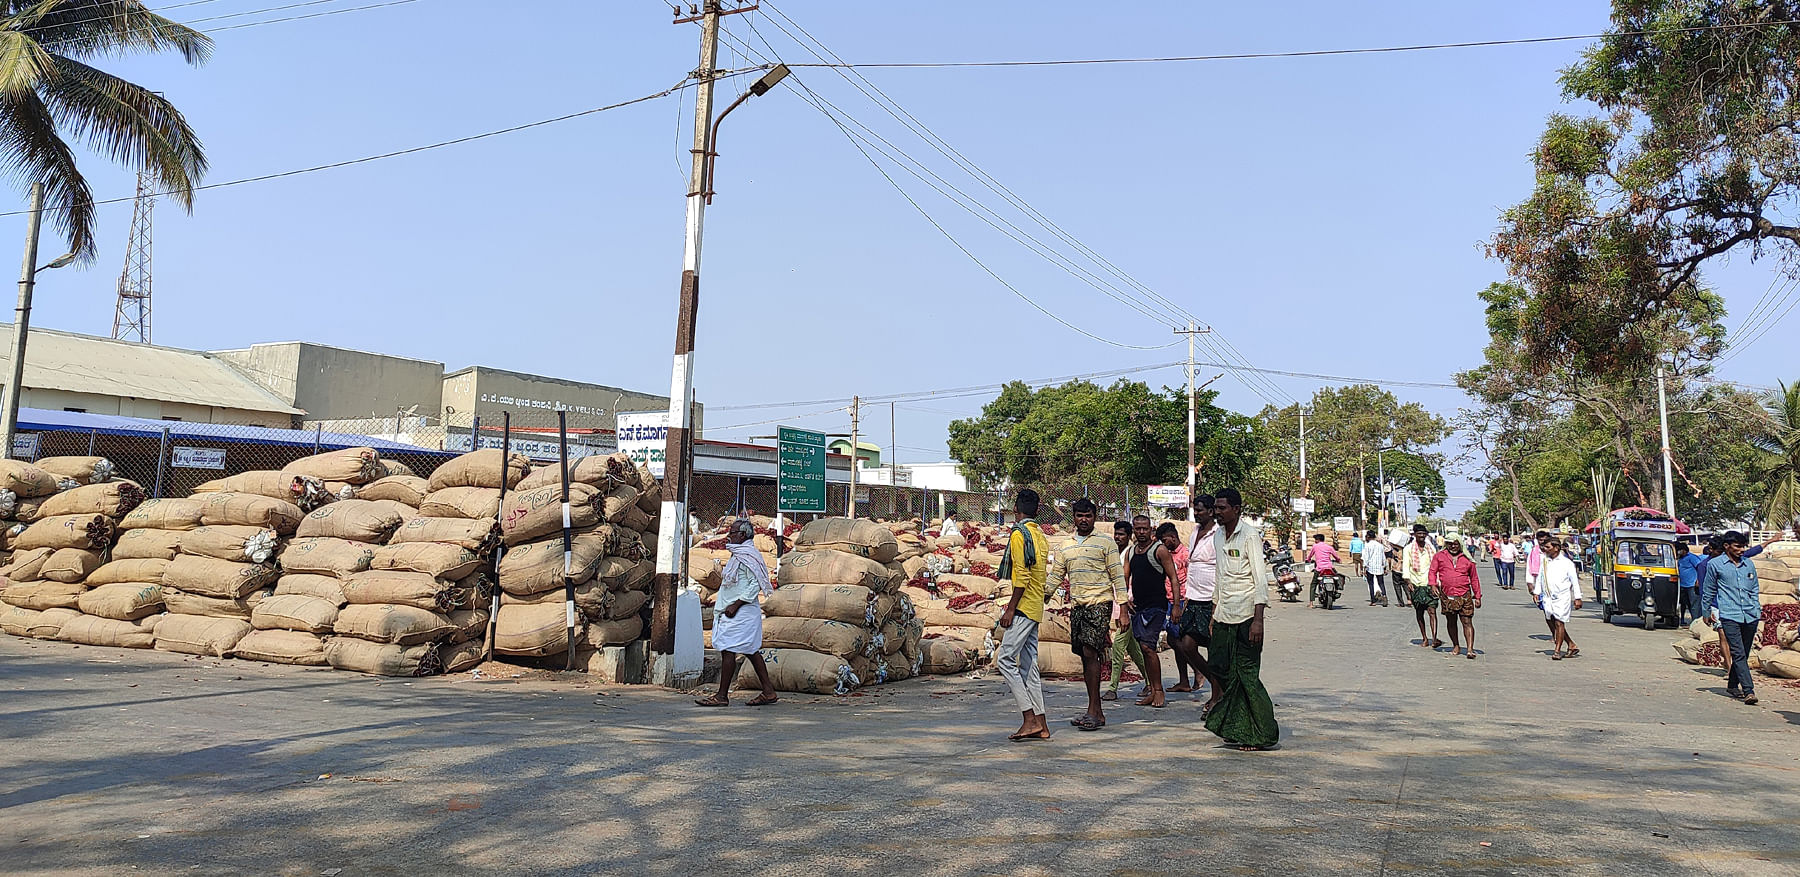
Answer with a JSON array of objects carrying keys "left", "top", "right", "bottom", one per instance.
[
  {"left": 1101, "top": 690, "right": 1119, "bottom": 702},
  {"left": 1565, "top": 649, "right": 1579, "bottom": 659},
  {"left": 693, "top": 696, "right": 730, "bottom": 707},
  {"left": 1074, "top": 715, "right": 1104, "bottom": 732},
  {"left": 1551, "top": 654, "right": 1563, "bottom": 661},
  {"left": 747, "top": 694, "right": 778, "bottom": 707},
  {"left": 1008, "top": 730, "right": 1052, "bottom": 742}
]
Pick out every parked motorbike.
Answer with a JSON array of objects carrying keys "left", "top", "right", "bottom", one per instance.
[{"left": 1268, "top": 547, "right": 1301, "bottom": 602}]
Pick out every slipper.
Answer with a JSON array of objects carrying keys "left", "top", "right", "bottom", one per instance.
[
  {"left": 746, "top": 694, "right": 778, "bottom": 707},
  {"left": 1565, "top": 649, "right": 1580, "bottom": 659},
  {"left": 1074, "top": 715, "right": 1103, "bottom": 732},
  {"left": 1101, "top": 690, "right": 1119, "bottom": 702},
  {"left": 693, "top": 696, "right": 729, "bottom": 707},
  {"left": 1551, "top": 654, "right": 1563, "bottom": 661},
  {"left": 1466, "top": 653, "right": 1476, "bottom": 660}
]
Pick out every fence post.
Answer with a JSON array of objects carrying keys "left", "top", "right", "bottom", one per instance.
[
  {"left": 471, "top": 415, "right": 480, "bottom": 451},
  {"left": 153, "top": 427, "right": 170, "bottom": 498},
  {"left": 312, "top": 424, "right": 322, "bottom": 455},
  {"left": 86, "top": 429, "right": 95, "bottom": 456}
]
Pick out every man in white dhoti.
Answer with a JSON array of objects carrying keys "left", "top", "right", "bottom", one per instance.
[
  {"left": 695, "top": 519, "right": 778, "bottom": 707},
  {"left": 1534, "top": 538, "right": 1583, "bottom": 660}
]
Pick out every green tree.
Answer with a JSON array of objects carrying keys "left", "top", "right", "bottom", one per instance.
[
  {"left": 1753, "top": 381, "right": 1800, "bottom": 525},
  {"left": 1259, "top": 385, "right": 1449, "bottom": 522},
  {"left": 1490, "top": 1, "right": 1800, "bottom": 366},
  {"left": 1, "top": 2, "right": 210, "bottom": 260}
]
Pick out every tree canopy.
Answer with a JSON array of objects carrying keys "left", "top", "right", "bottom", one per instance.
[
  {"left": 1259, "top": 385, "right": 1450, "bottom": 520},
  {"left": 0, "top": 1, "right": 210, "bottom": 260}
]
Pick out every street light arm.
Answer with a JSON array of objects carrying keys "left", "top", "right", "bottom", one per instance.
[{"left": 702, "top": 64, "right": 788, "bottom": 204}]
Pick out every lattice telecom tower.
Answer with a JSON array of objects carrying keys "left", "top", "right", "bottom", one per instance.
[{"left": 111, "top": 167, "right": 154, "bottom": 343}]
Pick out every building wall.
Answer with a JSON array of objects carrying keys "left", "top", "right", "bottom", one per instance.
[
  {"left": 216, "top": 342, "right": 444, "bottom": 422},
  {"left": 442, "top": 367, "right": 703, "bottom": 433},
  {"left": 19, "top": 387, "right": 293, "bottom": 428}
]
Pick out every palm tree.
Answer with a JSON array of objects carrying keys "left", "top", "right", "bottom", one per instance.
[
  {"left": 1, "top": 1, "right": 209, "bottom": 261},
  {"left": 1754, "top": 381, "right": 1800, "bottom": 526}
]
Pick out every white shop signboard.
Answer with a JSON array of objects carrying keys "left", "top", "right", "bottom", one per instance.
[
  {"left": 1147, "top": 485, "right": 1189, "bottom": 507},
  {"left": 172, "top": 447, "right": 226, "bottom": 470},
  {"left": 616, "top": 411, "right": 668, "bottom": 480}
]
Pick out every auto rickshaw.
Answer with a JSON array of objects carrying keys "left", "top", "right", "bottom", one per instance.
[{"left": 1593, "top": 510, "right": 1681, "bottom": 630}]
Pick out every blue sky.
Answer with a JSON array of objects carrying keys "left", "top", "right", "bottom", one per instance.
[{"left": 13, "top": 0, "right": 1796, "bottom": 518}]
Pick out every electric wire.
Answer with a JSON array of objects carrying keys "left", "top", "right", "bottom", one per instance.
[
  {"left": 1723, "top": 273, "right": 1800, "bottom": 362},
  {"left": 40, "top": 0, "right": 418, "bottom": 35}
]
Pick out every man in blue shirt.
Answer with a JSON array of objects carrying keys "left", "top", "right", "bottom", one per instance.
[
  {"left": 1701, "top": 531, "right": 1762, "bottom": 705},
  {"left": 1676, "top": 541, "right": 1712, "bottom": 625}
]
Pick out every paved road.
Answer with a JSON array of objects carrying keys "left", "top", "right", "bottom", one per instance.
[{"left": 3, "top": 566, "right": 1797, "bottom": 876}]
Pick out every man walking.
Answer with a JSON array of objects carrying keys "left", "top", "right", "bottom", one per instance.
[
  {"left": 1157, "top": 522, "right": 1196, "bottom": 694},
  {"left": 1363, "top": 529, "right": 1389, "bottom": 606},
  {"left": 1105, "top": 519, "right": 1147, "bottom": 702},
  {"left": 1349, "top": 531, "right": 1365, "bottom": 579},
  {"left": 1124, "top": 515, "right": 1180, "bottom": 708},
  {"left": 1047, "top": 497, "right": 1127, "bottom": 732},
  {"left": 1431, "top": 535, "right": 1483, "bottom": 659},
  {"left": 1204, "top": 488, "right": 1278, "bottom": 751},
  {"left": 1172, "top": 493, "right": 1224, "bottom": 714},
  {"left": 1496, "top": 535, "right": 1518, "bottom": 590},
  {"left": 1702, "top": 531, "right": 1762, "bottom": 705},
  {"left": 1676, "top": 541, "right": 1708, "bottom": 625},
  {"left": 995, "top": 489, "right": 1051, "bottom": 740},
  {"left": 1537, "top": 537, "right": 1583, "bottom": 660},
  {"left": 1400, "top": 524, "right": 1440, "bottom": 648}
]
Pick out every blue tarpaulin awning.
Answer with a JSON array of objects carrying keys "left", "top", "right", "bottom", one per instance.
[{"left": 14, "top": 407, "right": 453, "bottom": 457}]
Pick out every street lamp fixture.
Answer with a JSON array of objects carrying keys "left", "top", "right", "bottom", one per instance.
[{"left": 704, "top": 63, "right": 790, "bottom": 203}]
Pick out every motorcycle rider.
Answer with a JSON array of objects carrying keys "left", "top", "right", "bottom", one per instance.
[{"left": 1305, "top": 533, "right": 1342, "bottom": 606}]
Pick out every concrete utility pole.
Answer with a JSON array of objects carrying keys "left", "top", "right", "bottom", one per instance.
[
  {"left": 1298, "top": 407, "right": 1310, "bottom": 535},
  {"left": 1656, "top": 364, "right": 1677, "bottom": 521},
  {"left": 1, "top": 182, "right": 44, "bottom": 461},
  {"left": 1173, "top": 322, "right": 1212, "bottom": 497},
  {"left": 848, "top": 395, "right": 861, "bottom": 516},
  {"left": 1358, "top": 452, "right": 1367, "bottom": 533}
]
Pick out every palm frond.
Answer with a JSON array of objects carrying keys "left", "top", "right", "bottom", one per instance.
[
  {"left": 17, "top": 1, "right": 210, "bottom": 65},
  {"left": 39, "top": 53, "right": 203, "bottom": 208},
  {"left": 0, "top": 86, "right": 91, "bottom": 260},
  {"left": 0, "top": 29, "right": 53, "bottom": 97}
]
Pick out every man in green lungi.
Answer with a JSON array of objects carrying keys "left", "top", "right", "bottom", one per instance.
[{"left": 1204, "top": 487, "right": 1280, "bottom": 751}]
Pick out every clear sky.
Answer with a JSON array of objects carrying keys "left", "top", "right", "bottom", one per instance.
[{"left": 12, "top": 0, "right": 1795, "bottom": 518}]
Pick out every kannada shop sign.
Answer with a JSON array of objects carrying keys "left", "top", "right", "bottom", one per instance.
[
  {"left": 1147, "top": 485, "right": 1189, "bottom": 507},
  {"left": 777, "top": 426, "right": 827, "bottom": 514},
  {"left": 616, "top": 411, "right": 669, "bottom": 480}
]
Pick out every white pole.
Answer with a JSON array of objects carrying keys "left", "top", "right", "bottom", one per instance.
[{"left": 1656, "top": 364, "right": 1678, "bottom": 521}]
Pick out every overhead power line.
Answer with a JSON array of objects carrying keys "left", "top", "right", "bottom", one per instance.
[{"left": 761, "top": 18, "right": 1800, "bottom": 70}]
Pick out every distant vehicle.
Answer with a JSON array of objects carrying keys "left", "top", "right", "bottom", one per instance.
[{"left": 1595, "top": 510, "right": 1680, "bottom": 630}]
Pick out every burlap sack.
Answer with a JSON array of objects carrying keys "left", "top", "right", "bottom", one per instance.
[
  {"left": 614, "top": 501, "right": 653, "bottom": 534},
  {"left": 1037, "top": 646, "right": 1083, "bottom": 678},
  {"left": 152, "top": 614, "right": 251, "bottom": 657},
  {"left": 763, "top": 583, "right": 876, "bottom": 625},
  {"left": 86, "top": 558, "right": 169, "bottom": 586},
  {"left": 333, "top": 603, "right": 455, "bottom": 645},
  {"left": 498, "top": 483, "right": 601, "bottom": 546},
  {"left": 428, "top": 449, "right": 530, "bottom": 492},
  {"left": 493, "top": 601, "right": 577, "bottom": 656},
  {"left": 342, "top": 570, "right": 461, "bottom": 613},
  {"left": 41, "top": 548, "right": 103, "bottom": 583},
  {"left": 389, "top": 516, "right": 498, "bottom": 552},
  {"left": 77, "top": 582, "right": 165, "bottom": 621},
  {"left": 0, "top": 460, "right": 60, "bottom": 498},
  {"left": 274, "top": 573, "right": 348, "bottom": 605},
  {"left": 295, "top": 499, "right": 404, "bottom": 544},
  {"left": 37, "top": 481, "right": 145, "bottom": 518},
  {"left": 16, "top": 514, "right": 114, "bottom": 551},
  {"left": 596, "top": 556, "right": 653, "bottom": 591},
  {"left": 877, "top": 620, "right": 905, "bottom": 655},
  {"left": 763, "top": 616, "right": 873, "bottom": 659},
  {"left": 510, "top": 580, "right": 608, "bottom": 618},
  {"left": 777, "top": 549, "right": 898, "bottom": 592},
  {"left": 516, "top": 457, "right": 598, "bottom": 492},
  {"left": 440, "top": 639, "right": 484, "bottom": 673},
  {"left": 447, "top": 607, "right": 489, "bottom": 643},
  {"left": 197, "top": 493, "right": 304, "bottom": 535},
  {"left": 119, "top": 498, "right": 206, "bottom": 531},
  {"left": 180, "top": 525, "right": 280, "bottom": 564},
  {"left": 232, "top": 629, "right": 328, "bottom": 665},
  {"left": 600, "top": 485, "right": 642, "bottom": 523},
  {"left": 58, "top": 613, "right": 158, "bottom": 648},
  {"left": 0, "top": 603, "right": 37, "bottom": 635},
  {"left": 34, "top": 456, "right": 115, "bottom": 485},
  {"left": 357, "top": 475, "right": 430, "bottom": 506},
  {"left": 689, "top": 551, "right": 724, "bottom": 590},
  {"left": 734, "top": 647, "right": 860, "bottom": 695},
  {"left": 282, "top": 447, "right": 384, "bottom": 485},
  {"left": 162, "top": 588, "right": 266, "bottom": 619},
  {"left": 379, "top": 459, "right": 415, "bottom": 478},
  {"left": 193, "top": 471, "right": 303, "bottom": 501},
  {"left": 636, "top": 483, "right": 661, "bottom": 516},
  {"left": 1761, "top": 647, "right": 1800, "bottom": 679},
  {"left": 251, "top": 593, "right": 340, "bottom": 633},
  {"left": 0, "top": 578, "right": 84, "bottom": 609},
  {"left": 277, "top": 537, "right": 376, "bottom": 578},
  {"left": 420, "top": 487, "right": 503, "bottom": 520},
  {"left": 4, "top": 546, "right": 54, "bottom": 582},
  {"left": 584, "top": 616, "right": 642, "bottom": 648},
  {"left": 935, "top": 573, "right": 1006, "bottom": 599},
  {"left": 794, "top": 517, "right": 900, "bottom": 563},
  {"left": 325, "top": 637, "right": 442, "bottom": 676},
  {"left": 370, "top": 543, "right": 483, "bottom": 581},
  {"left": 600, "top": 588, "right": 649, "bottom": 620},
  {"left": 25, "top": 606, "right": 79, "bottom": 638},
  {"left": 497, "top": 534, "right": 607, "bottom": 596},
  {"left": 920, "top": 637, "right": 977, "bottom": 674},
  {"left": 164, "top": 555, "right": 279, "bottom": 599},
  {"left": 113, "top": 528, "right": 183, "bottom": 560},
  {"left": 365, "top": 499, "right": 417, "bottom": 525}
]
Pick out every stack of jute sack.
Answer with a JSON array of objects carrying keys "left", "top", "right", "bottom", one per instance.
[
  {"left": 491, "top": 453, "right": 657, "bottom": 674},
  {"left": 146, "top": 492, "right": 302, "bottom": 659},
  {"left": 281, "top": 447, "right": 392, "bottom": 504},
  {"left": 734, "top": 517, "right": 924, "bottom": 695},
  {"left": 0, "top": 458, "right": 152, "bottom": 646}
]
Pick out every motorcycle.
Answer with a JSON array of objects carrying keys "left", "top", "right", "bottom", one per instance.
[
  {"left": 1310, "top": 566, "right": 1345, "bottom": 610},
  {"left": 1268, "top": 546, "right": 1302, "bottom": 602}
]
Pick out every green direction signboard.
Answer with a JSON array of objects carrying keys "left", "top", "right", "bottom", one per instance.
[{"left": 777, "top": 426, "right": 827, "bottom": 514}]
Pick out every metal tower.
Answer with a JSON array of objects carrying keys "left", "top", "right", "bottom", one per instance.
[{"left": 111, "top": 167, "right": 154, "bottom": 343}]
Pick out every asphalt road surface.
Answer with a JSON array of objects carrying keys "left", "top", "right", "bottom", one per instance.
[{"left": 3, "top": 565, "right": 1797, "bottom": 876}]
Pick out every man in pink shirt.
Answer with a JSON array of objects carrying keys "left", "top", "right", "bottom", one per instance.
[
  {"left": 1430, "top": 535, "right": 1483, "bottom": 659},
  {"left": 1305, "top": 533, "right": 1341, "bottom": 605}
]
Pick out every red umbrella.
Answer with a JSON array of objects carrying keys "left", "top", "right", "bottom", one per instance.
[{"left": 1585, "top": 506, "right": 1691, "bottom": 534}]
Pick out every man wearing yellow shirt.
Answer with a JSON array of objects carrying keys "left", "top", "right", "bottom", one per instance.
[
  {"left": 1046, "top": 497, "right": 1127, "bottom": 732},
  {"left": 996, "top": 488, "right": 1050, "bottom": 741}
]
